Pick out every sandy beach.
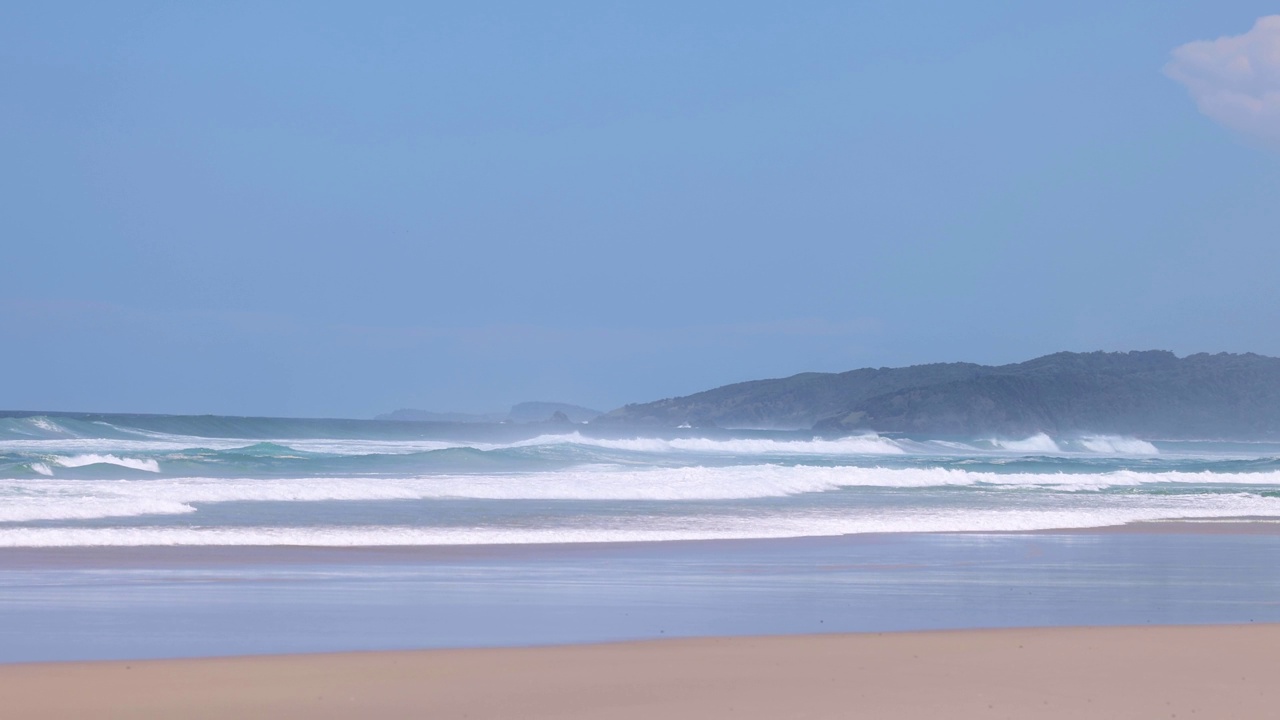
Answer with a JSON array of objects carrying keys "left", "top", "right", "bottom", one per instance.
[
  {"left": 4, "top": 524, "right": 1279, "bottom": 717},
  {"left": 3, "top": 624, "right": 1277, "bottom": 719}
]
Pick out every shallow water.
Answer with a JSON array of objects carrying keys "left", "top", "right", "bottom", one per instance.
[{"left": 3, "top": 531, "right": 1280, "bottom": 662}]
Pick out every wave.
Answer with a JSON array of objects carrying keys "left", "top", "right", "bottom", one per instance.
[
  {"left": 990, "top": 433, "right": 1062, "bottom": 453},
  {"left": 0, "top": 497, "right": 196, "bottom": 523},
  {"left": 1, "top": 493, "right": 1277, "bottom": 546},
  {"left": 1075, "top": 436, "right": 1160, "bottom": 455},
  {"left": 986, "top": 433, "right": 1160, "bottom": 456},
  {"left": 2, "top": 431, "right": 1178, "bottom": 473},
  {"left": 0, "top": 443, "right": 554, "bottom": 480},
  {"left": 511, "top": 432, "right": 907, "bottom": 455},
  {"left": 0, "top": 416, "right": 82, "bottom": 440},
  {"left": 51, "top": 454, "right": 160, "bottom": 473},
  {"left": 0, "top": 415, "right": 185, "bottom": 442},
  {"left": 0, "top": 435, "right": 251, "bottom": 454},
  {"left": 12, "top": 413, "right": 1278, "bottom": 466},
  {"left": 27, "top": 417, "right": 64, "bottom": 434},
  {"left": 5, "top": 465, "right": 1280, "bottom": 523},
  {"left": 0, "top": 466, "right": 851, "bottom": 522},
  {"left": 261, "top": 438, "right": 466, "bottom": 455}
]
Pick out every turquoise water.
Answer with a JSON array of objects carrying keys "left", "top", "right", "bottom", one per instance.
[
  {"left": 4, "top": 412, "right": 1280, "bottom": 662},
  {"left": 3, "top": 412, "right": 1280, "bottom": 546}
]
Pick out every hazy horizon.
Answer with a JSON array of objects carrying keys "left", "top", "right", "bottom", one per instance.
[
  {"left": 4, "top": 3, "right": 1278, "bottom": 417},
  {"left": 2, "top": 347, "right": 1276, "bottom": 421}
]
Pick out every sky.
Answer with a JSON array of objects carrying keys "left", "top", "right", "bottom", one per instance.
[{"left": 3, "top": 2, "right": 1279, "bottom": 418}]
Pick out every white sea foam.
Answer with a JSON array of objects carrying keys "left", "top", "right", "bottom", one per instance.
[
  {"left": 0, "top": 497, "right": 196, "bottom": 523},
  {"left": 990, "top": 433, "right": 1062, "bottom": 453},
  {"left": 513, "top": 432, "right": 907, "bottom": 455},
  {"left": 0, "top": 438, "right": 240, "bottom": 454},
  {"left": 0, "top": 431, "right": 1219, "bottom": 466},
  {"left": 0, "top": 432, "right": 913, "bottom": 462},
  {"left": 0, "top": 492, "right": 1276, "bottom": 547},
  {"left": 3, "top": 465, "right": 1280, "bottom": 523},
  {"left": 275, "top": 439, "right": 468, "bottom": 455},
  {"left": 30, "top": 463, "right": 52, "bottom": 476},
  {"left": 51, "top": 454, "right": 160, "bottom": 472},
  {"left": 0, "top": 466, "right": 851, "bottom": 522},
  {"left": 0, "top": 436, "right": 467, "bottom": 457},
  {"left": 29, "top": 417, "right": 65, "bottom": 434},
  {"left": 925, "top": 440, "right": 981, "bottom": 452},
  {"left": 1077, "top": 436, "right": 1160, "bottom": 455}
]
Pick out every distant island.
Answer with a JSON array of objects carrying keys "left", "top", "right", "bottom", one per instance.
[
  {"left": 593, "top": 351, "right": 1280, "bottom": 439},
  {"left": 377, "top": 401, "right": 602, "bottom": 425}
]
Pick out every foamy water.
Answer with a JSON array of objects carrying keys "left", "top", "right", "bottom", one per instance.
[{"left": 2, "top": 414, "right": 1279, "bottom": 547}]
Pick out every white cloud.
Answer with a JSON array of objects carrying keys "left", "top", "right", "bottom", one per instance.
[{"left": 1165, "top": 15, "right": 1280, "bottom": 145}]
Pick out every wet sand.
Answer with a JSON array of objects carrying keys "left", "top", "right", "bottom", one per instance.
[
  {"left": 5, "top": 524, "right": 1280, "bottom": 663},
  {"left": 4, "top": 624, "right": 1278, "bottom": 719}
]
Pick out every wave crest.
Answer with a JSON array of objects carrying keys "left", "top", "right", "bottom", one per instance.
[
  {"left": 514, "top": 432, "right": 907, "bottom": 455},
  {"left": 52, "top": 454, "right": 160, "bottom": 472},
  {"left": 990, "top": 433, "right": 1062, "bottom": 453},
  {"left": 1076, "top": 436, "right": 1159, "bottom": 455},
  {"left": 4, "top": 465, "right": 1280, "bottom": 522},
  {"left": 1, "top": 493, "right": 1277, "bottom": 547}
]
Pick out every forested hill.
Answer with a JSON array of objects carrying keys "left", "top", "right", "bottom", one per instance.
[{"left": 594, "top": 351, "right": 1280, "bottom": 438}]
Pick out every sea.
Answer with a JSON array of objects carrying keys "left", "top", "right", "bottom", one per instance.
[
  {"left": 4, "top": 412, "right": 1280, "bottom": 662},
  {"left": 2, "top": 412, "right": 1280, "bottom": 546}
]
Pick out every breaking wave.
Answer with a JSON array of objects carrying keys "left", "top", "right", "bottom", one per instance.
[
  {"left": 990, "top": 433, "right": 1062, "bottom": 453},
  {"left": 1076, "top": 435, "right": 1160, "bottom": 455},
  {"left": 513, "top": 432, "right": 907, "bottom": 455},
  {"left": 1, "top": 492, "right": 1277, "bottom": 547},
  {"left": 4, "top": 465, "right": 1280, "bottom": 523},
  {"left": 2, "top": 412, "right": 1276, "bottom": 549},
  {"left": 52, "top": 454, "right": 160, "bottom": 473}
]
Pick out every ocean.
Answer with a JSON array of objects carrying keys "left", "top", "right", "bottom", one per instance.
[
  {"left": 3, "top": 412, "right": 1280, "bottom": 547},
  {"left": 5, "top": 411, "right": 1280, "bottom": 661}
]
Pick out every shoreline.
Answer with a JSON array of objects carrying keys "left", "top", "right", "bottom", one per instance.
[
  {"left": 7, "top": 523, "right": 1279, "bottom": 666},
  {"left": 4, "top": 624, "right": 1277, "bottom": 718},
  {"left": 1, "top": 517, "right": 1277, "bottom": 569}
]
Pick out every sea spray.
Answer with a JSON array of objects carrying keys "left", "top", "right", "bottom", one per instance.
[{"left": 1, "top": 412, "right": 1278, "bottom": 547}]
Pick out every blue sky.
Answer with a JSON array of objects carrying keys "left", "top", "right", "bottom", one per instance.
[{"left": 3, "top": 2, "right": 1278, "bottom": 417}]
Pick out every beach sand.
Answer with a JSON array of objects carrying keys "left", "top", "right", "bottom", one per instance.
[{"left": 4, "top": 624, "right": 1277, "bottom": 719}]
